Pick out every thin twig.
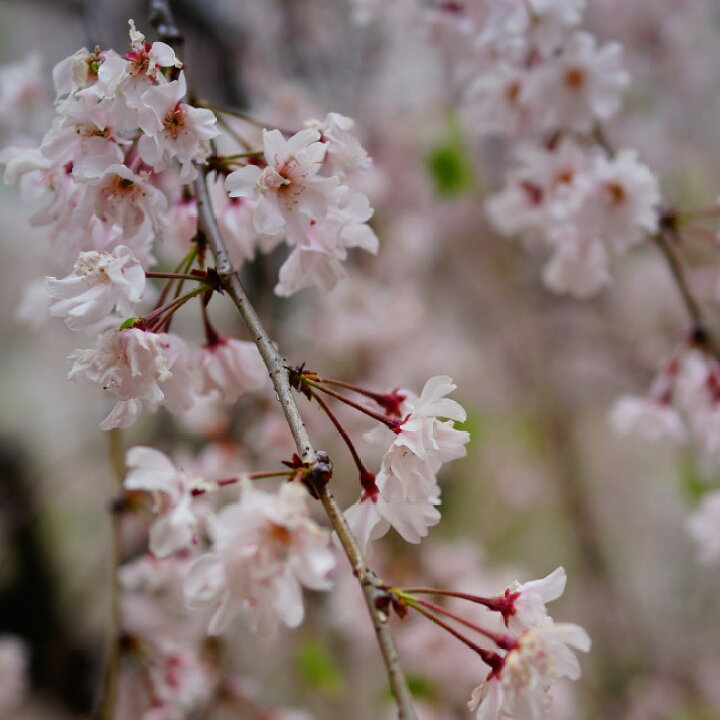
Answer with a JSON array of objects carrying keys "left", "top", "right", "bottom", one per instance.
[{"left": 654, "top": 228, "right": 720, "bottom": 361}]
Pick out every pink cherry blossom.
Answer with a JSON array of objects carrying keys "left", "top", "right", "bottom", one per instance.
[
  {"left": 137, "top": 72, "right": 219, "bottom": 180},
  {"left": 68, "top": 327, "right": 198, "bottom": 429},
  {"left": 224, "top": 128, "right": 340, "bottom": 240},
  {"left": 198, "top": 336, "right": 267, "bottom": 403},
  {"left": 523, "top": 31, "right": 630, "bottom": 132},
  {"left": 144, "top": 639, "right": 216, "bottom": 719},
  {"left": 184, "top": 481, "right": 335, "bottom": 635},
  {"left": 504, "top": 567, "right": 567, "bottom": 633},
  {"left": 541, "top": 232, "right": 610, "bottom": 298},
  {"left": 124, "top": 446, "right": 212, "bottom": 557},
  {"left": 344, "top": 376, "right": 468, "bottom": 552},
  {"left": 305, "top": 112, "right": 372, "bottom": 177},
  {"left": 274, "top": 193, "right": 379, "bottom": 296}
]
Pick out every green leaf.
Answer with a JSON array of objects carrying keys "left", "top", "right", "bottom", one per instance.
[
  {"left": 681, "top": 456, "right": 720, "bottom": 503},
  {"left": 296, "top": 637, "right": 344, "bottom": 697},
  {"left": 426, "top": 121, "right": 474, "bottom": 197},
  {"left": 119, "top": 317, "right": 141, "bottom": 330}
]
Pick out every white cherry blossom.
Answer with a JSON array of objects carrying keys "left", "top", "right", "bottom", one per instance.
[
  {"left": 469, "top": 624, "right": 591, "bottom": 720},
  {"left": 46, "top": 245, "right": 145, "bottom": 331},
  {"left": 185, "top": 481, "right": 335, "bottom": 635}
]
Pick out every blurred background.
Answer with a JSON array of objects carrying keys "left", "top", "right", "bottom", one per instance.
[{"left": 1, "top": 1, "right": 720, "bottom": 718}]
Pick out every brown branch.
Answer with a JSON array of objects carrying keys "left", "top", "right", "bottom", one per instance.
[
  {"left": 654, "top": 226, "right": 720, "bottom": 362},
  {"left": 96, "top": 428, "right": 125, "bottom": 720},
  {"left": 192, "top": 168, "right": 417, "bottom": 719},
  {"left": 149, "top": 4, "right": 417, "bottom": 714}
]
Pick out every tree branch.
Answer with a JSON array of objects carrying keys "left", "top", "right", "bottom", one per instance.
[
  {"left": 192, "top": 168, "right": 418, "bottom": 720},
  {"left": 148, "top": 3, "right": 417, "bottom": 714},
  {"left": 96, "top": 428, "right": 125, "bottom": 720},
  {"left": 654, "top": 226, "right": 720, "bottom": 361}
]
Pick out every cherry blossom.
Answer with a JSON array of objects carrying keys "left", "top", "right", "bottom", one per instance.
[
  {"left": 503, "top": 567, "right": 567, "bottom": 633},
  {"left": 224, "top": 128, "right": 340, "bottom": 240},
  {"left": 0, "top": 54, "right": 46, "bottom": 140},
  {"left": 137, "top": 72, "right": 219, "bottom": 180},
  {"left": 394, "top": 375, "right": 468, "bottom": 461},
  {"left": 469, "top": 624, "right": 591, "bottom": 720},
  {"left": 46, "top": 245, "right": 145, "bottom": 331},
  {"left": 305, "top": 112, "right": 372, "bottom": 177},
  {"left": 67, "top": 327, "right": 198, "bottom": 429},
  {"left": 198, "top": 336, "right": 267, "bottom": 403},
  {"left": 144, "top": 640, "right": 217, "bottom": 718},
  {"left": 541, "top": 232, "right": 610, "bottom": 298},
  {"left": 124, "top": 446, "right": 213, "bottom": 557},
  {"left": 577, "top": 150, "right": 661, "bottom": 251},
  {"left": 523, "top": 31, "right": 630, "bottom": 132},
  {"left": 610, "top": 397, "right": 686, "bottom": 445},
  {"left": 345, "top": 376, "right": 468, "bottom": 552},
  {"left": 274, "top": 193, "right": 379, "bottom": 296},
  {"left": 184, "top": 481, "right": 335, "bottom": 635}
]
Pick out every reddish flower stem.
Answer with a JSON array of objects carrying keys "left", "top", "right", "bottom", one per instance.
[
  {"left": 412, "top": 597, "right": 517, "bottom": 650},
  {"left": 142, "top": 288, "right": 205, "bottom": 333},
  {"left": 401, "top": 587, "right": 516, "bottom": 616},
  {"left": 307, "top": 387, "right": 379, "bottom": 496},
  {"left": 309, "top": 374, "right": 401, "bottom": 409},
  {"left": 153, "top": 247, "right": 197, "bottom": 310},
  {"left": 406, "top": 599, "right": 502, "bottom": 667},
  {"left": 191, "top": 470, "right": 293, "bottom": 496},
  {"left": 303, "top": 379, "right": 402, "bottom": 431}
]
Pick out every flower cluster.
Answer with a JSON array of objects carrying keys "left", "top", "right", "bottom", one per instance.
[
  {"left": 471, "top": 568, "right": 590, "bottom": 720},
  {"left": 224, "top": 113, "right": 378, "bottom": 296},
  {"left": 469, "top": 567, "right": 590, "bottom": 720},
  {"left": 486, "top": 142, "right": 660, "bottom": 298},
  {"left": 122, "top": 446, "right": 336, "bottom": 636},
  {"left": 344, "top": 375, "right": 469, "bottom": 552},
  {"left": 611, "top": 346, "right": 720, "bottom": 467},
  {"left": 469, "top": 623, "right": 590, "bottom": 720},
  {"left": 395, "top": 566, "right": 589, "bottom": 720},
  {"left": 1, "top": 21, "right": 216, "bottom": 271},
  {"left": 184, "top": 480, "right": 336, "bottom": 635},
  {"left": 387, "top": 0, "right": 661, "bottom": 298}
]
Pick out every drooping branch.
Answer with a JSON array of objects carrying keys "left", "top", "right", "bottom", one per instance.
[
  {"left": 148, "top": 3, "right": 418, "bottom": 714},
  {"left": 192, "top": 168, "right": 418, "bottom": 720}
]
